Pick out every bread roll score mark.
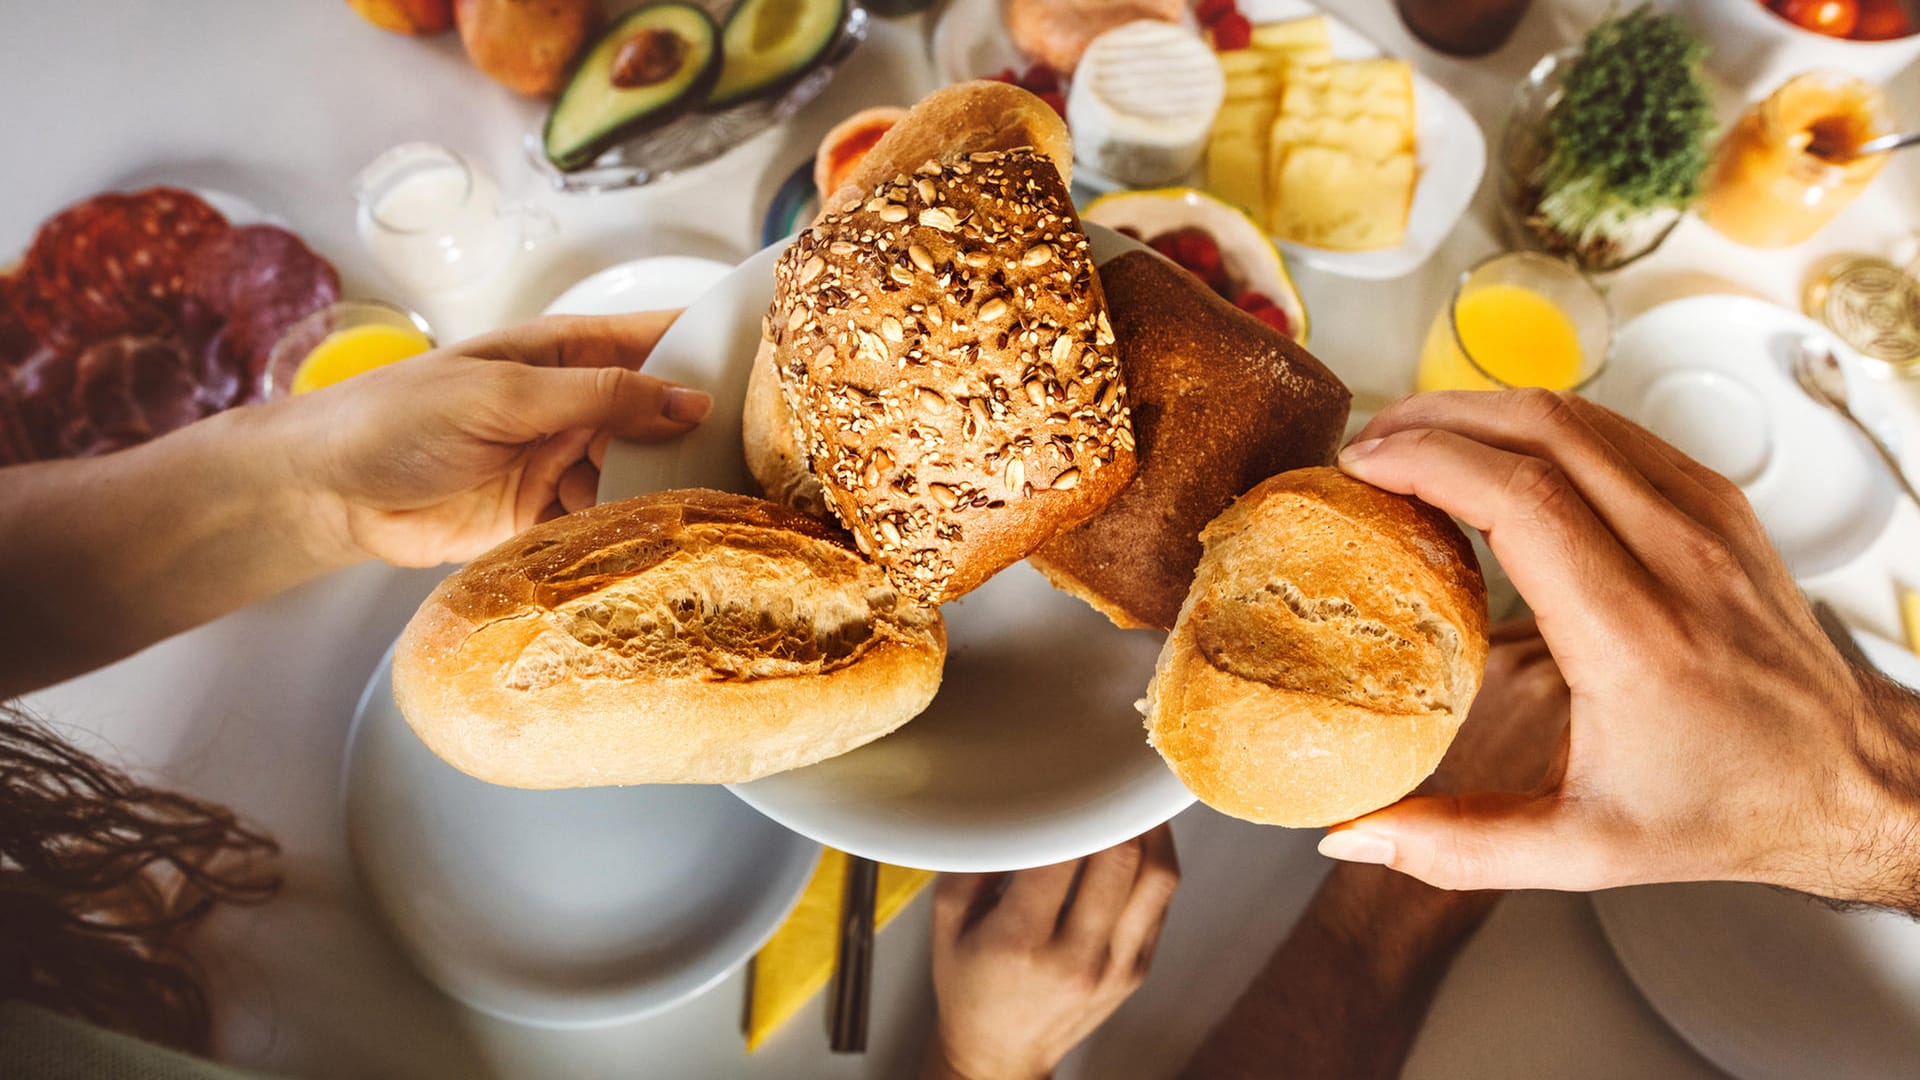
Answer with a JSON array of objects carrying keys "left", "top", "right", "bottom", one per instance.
[{"left": 767, "top": 146, "right": 1135, "bottom": 604}]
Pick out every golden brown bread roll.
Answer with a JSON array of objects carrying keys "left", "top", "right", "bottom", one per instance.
[
  {"left": 1144, "top": 468, "right": 1488, "bottom": 827},
  {"left": 1029, "top": 251, "right": 1352, "bottom": 631},
  {"left": 764, "top": 143, "right": 1137, "bottom": 605},
  {"left": 392, "top": 490, "right": 946, "bottom": 789},
  {"left": 819, "top": 81, "right": 1073, "bottom": 219}
]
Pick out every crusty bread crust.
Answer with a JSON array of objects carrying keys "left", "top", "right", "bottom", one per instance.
[
  {"left": 1029, "top": 251, "right": 1351, "bottom": 631},
  {"left": 1145, "top": 467, "right": 1488, "bottom": 826},
  {"left": 819, "top": 81, "right": 1073, "bottom": 220},
  {"left": 392, "top": 490, "right": 946, "bottom": 789},
  {"left": 742, "top": 336, "right": 830, "bottom": 519},
  {"left": 768, "top": 145, "right": 1136, "bottom": 605}
]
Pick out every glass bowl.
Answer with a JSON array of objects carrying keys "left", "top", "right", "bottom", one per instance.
[{"left": 263, "top": 300, "right": 435, "bottom": 400}]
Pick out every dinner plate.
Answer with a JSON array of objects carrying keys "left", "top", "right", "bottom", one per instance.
[
  {"left": 596, "top": 223, "right": 1198, "bottom": 872},
  {"left": 928, "top": 0, "right": 1486, "bottom": 280},
  {"left": 1592, "top": 630, "right": 1920, "bottom": 1080},
  {"left": 1590, "top": 296, "right": 1899, "bottom": 579},
  {"left": 342, "top": 645, "right": 820, "bottom": 1028},
  {"left": 542, "top": 255, "right": 736, "bottom": 317}
]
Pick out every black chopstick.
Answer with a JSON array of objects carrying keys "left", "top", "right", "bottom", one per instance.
[{"left": 830, "top": 855, "right": 879, "bottom": 1053}]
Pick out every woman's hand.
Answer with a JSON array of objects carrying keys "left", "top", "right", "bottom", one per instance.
[
  {"left": 1320, "top": 389, "right": 1920, "bottom": 911},
  {"left": 924, "top": 827, "right": 1180, "bottom": 1080},
  {"left": 287, "top": 311, "right": 710, "bottom": 567}
]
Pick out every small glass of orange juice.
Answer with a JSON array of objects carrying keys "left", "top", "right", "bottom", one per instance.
[
  {"left": 1415, "top": 252, "right": 1611, "bottom": 395},
  {"left": 265, "top": 300, "right": 435, "bottom": 399}
]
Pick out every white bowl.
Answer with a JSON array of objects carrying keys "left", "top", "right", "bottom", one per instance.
[
  {"left": 1676, "top": 0, "right": 1920, "bottom": 94},
  {"left": 594, "top": 223, "right": 1196, "bottom": 873}
]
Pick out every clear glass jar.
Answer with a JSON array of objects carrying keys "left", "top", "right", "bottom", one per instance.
[{"left": 1702, "top": 73, "right": 1891, "bottom": 249}]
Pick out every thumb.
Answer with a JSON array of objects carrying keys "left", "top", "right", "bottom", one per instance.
[
  {"left": 497, "top": 364, "right": 712, "bottom": 443},
  {"left": 1318, "top": 792, "right": 1614, "bottom": 893}
]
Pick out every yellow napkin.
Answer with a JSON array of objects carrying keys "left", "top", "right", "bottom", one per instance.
[
  {"left": 746, "top": 849, "right": 935, "bottom": 1052},
  {"left": 1900, "top": 583, "right": 1920, "bottom": 655}
]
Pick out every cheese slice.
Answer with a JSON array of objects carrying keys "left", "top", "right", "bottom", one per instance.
[
  {"left": 746, "top": 850, "right": 935, "bottom": 1052},
  {"left": 1269, "top": 145, "right": 1415, "bottom": 251},
  {"left": 1271, "top": 114, "right": 1409, "bottom": 160},
  {"left": 1900, "top": 583, "right": 1920, "bottom": 654},
  {"left": 1250, "top": 15, "right": 1331, "bottom": 52},
  {"left": 1225, "top": 71, "right": 1282, "bottom": 102},
  {"left": 1217, "top": 49, "right": 1285, "bottom": 78},
  {"left": 1208, "top": 134, "right": 1267, "bottom": 217},
  {"left": 1214, "top": 100, "right": 1278, "bottom": 138}
]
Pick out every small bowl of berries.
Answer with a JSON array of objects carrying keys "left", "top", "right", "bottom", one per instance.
[{"left": 1082, "top": 186, "right": 1310, "bottom": 344}]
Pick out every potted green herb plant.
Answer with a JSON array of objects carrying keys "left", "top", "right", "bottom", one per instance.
[{"left": 1499, "top": 5, "right": 1717, "bottom": 273}]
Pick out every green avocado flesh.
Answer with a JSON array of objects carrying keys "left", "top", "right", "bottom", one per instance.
[
  {"left": 706, "top": 0, "right": 847, "bottom": 109},
  {"left": 544, "top": 3, "right": 721, "bottom": 172}
]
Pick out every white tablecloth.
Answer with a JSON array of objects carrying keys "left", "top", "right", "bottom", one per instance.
[{"left": 7, "top": 1, "right": 1918, "bottom": 1077}]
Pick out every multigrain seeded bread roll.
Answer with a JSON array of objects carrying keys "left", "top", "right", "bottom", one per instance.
[
  {"left": 392, "top": 490, "right": 946, "bottom": 789},
  {"left": 1029, "top": 250, "right": 1352, "bottom": 631},
  {"left": 762, "top": 145, "right": 1137, "bottom": 605},
  {"left": 1144, "top": 468, "right": 1488, "bottom": 827}
]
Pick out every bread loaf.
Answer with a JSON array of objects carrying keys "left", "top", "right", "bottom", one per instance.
[
  {"left": 1145, "top": 467, "right": 1487, "bottom": 827},
  {"left": 764, "top": 144, "right": 1137, "bottom": 605},
  {"left": 392, "top": 490, "right": 946, "bottom": 789},
  {"left": 1030, "top": 250, "right": 1351, "bottom": 631}
]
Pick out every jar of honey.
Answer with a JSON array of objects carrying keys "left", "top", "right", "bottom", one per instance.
[{"left": 1702, "top": 74, "right": 1891, "bottom": 249}]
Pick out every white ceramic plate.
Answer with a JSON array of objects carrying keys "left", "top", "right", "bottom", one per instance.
[
  {"left": 1592, "top": 630, "right": 1920, "bottom": 1080},
  {"left": 1590, "top": 295, "right": 1898, "bottom": 579},
  {"left": 929, "top": 0, "right": 1486, "bottom": 280},
  {"left": 342, "top": 645, "right": 820, "bottom": 1028},
  {"left": 595, "top": 224, "right": 1197, "bottom": 872},
  {"left": 543, "top": 255, "right": 736, "bottom": 317}
]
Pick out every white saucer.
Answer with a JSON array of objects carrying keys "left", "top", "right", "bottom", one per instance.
[
  {"left": 1592, "top": 296, "right": 1900, "bottom": 579},
  {"left": 595, "top": 224, "right": 1196, "bottom": 873},
  {"left": 1592, "top": 630, "right": 1920, "bottom": 1080},
  {"left": 342, "top": 645, "right": 820, "bottom": 1028},
  {"left": 929, "top": 0, "right": 1485, "bottom": 281},
  {"left": 543, "top": 255, "right": 735, "bottom": 317}
]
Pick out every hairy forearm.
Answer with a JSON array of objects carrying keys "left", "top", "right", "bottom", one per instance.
[
  {"left": 0, "top": 404, "right": 357, "bottom": 697},
  {"left": 1834, "top": 670, "right": 1920, "bottom": 915},
  {"left": 1179, "top": 864, "right": 1498, "bottom": 1080}
]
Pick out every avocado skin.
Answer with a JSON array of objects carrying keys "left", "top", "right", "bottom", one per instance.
[
  {"left": 703, "top": 0, "right": 848, "bottom": 111},
  {"left": 543, "top": 2, "right": 722, "bottom": 172}
]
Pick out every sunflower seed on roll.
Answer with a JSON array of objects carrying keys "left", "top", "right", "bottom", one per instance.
[{"left": 764, "top": 145, "right": 1137, "bottom": 605}]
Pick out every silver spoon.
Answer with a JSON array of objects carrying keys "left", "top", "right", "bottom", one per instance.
[
  {"left": 1811, "top": 129, "right": 1920, "bottom": 163},
  {"left": 1792, "top": 338, "right": 1920, "bottom": 510}
]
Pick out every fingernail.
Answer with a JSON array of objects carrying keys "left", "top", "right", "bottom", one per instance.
[
  {"left": 1338, "top": 438, "right": 1383, "bottom": 464},
  {"left": 664, "top": 386, "right": 712, "bottom": 424},
  {"left": 1318, "top": 829, "right": 1394, "bottom": 865}
]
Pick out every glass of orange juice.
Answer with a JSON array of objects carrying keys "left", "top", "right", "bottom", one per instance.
[
  {"left": 1415, "top": 252, "right": 1611, "bottom": 394},
  {"left": 265, "top": 300, "right": 435, "bottom": 399}
]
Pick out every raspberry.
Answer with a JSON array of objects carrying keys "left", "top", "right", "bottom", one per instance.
[
  {"left": 1212, "top": 11, "right": 1253, "bottom": 50},
  {"left": 986, "top": 67, "right": 1018, "bottom": 83},
  {"left": 1196, "top": 0, "right": 1238, "bottom": 27},
  {"left": 1251, "top": 305, "right": 1292, "bottom": 336},
  {"left": 1021, "top": 63, "right": 1062, "bottom": 95},
  {"left": 1234, "top": 290, "right": 1275, "bottom": 312},
  {"left": 1171, "top": 229, "right": 1223, "bottom": 279},
  {"left": 1038, "top": 90, "right": 1067, "bottom": 117}
]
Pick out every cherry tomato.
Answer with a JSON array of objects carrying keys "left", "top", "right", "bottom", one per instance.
[
  {"left": 1853, "top": 0, "right": 1914, "bottom": 38},
  {"left": 1769, "top": 0, "right": 1861, "bottom": 37}
]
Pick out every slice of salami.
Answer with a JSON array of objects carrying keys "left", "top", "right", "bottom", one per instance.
[
  {"left": 14, "top": 188, "right": 230, "bottom": 349},
  {"left": 182, "top": 224, "right": 342, "bottom": 399}
]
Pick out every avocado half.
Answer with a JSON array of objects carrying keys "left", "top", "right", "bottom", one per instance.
[
  {"left": 543, "top": 2, "right": 722, "bottom": 172},
  {"left": 705, "top": 0, "right": 848, "bottom": 110}
]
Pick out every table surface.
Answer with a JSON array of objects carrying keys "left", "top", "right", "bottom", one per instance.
[{"left": 9, "top": 1, "right": 1920, "bottom": 1077}]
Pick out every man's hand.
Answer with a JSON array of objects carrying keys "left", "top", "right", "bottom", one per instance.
[
  {"left": 924, "top": 827, "right": 1180, "bottom": 1080},
  {"left": 286, "top": 311, "right": 710, "bottom": 567},
  {"left": 1319, "top": 389, "right": 1920, "bottom": 910}
]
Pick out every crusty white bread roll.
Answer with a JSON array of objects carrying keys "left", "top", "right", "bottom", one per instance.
[
  {"left": 760, "top": 96, "right": 1135, "bottom": 605},
  {"left": 1145, "top": 467, "right": 1488, "bottom": 827},
  {"left": 392, "top": 490, "right": 946, "bottom": 789},
  {"left": 1030, "top": 251, "right": 1352, "bottom": 631},
  {"left": 818, "top": 81, "right": 1073, "bottom": 219}
]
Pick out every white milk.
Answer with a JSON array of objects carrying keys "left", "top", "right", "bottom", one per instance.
[{"left": 355, "top": 144, "right": 518, "bottom": 297}]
